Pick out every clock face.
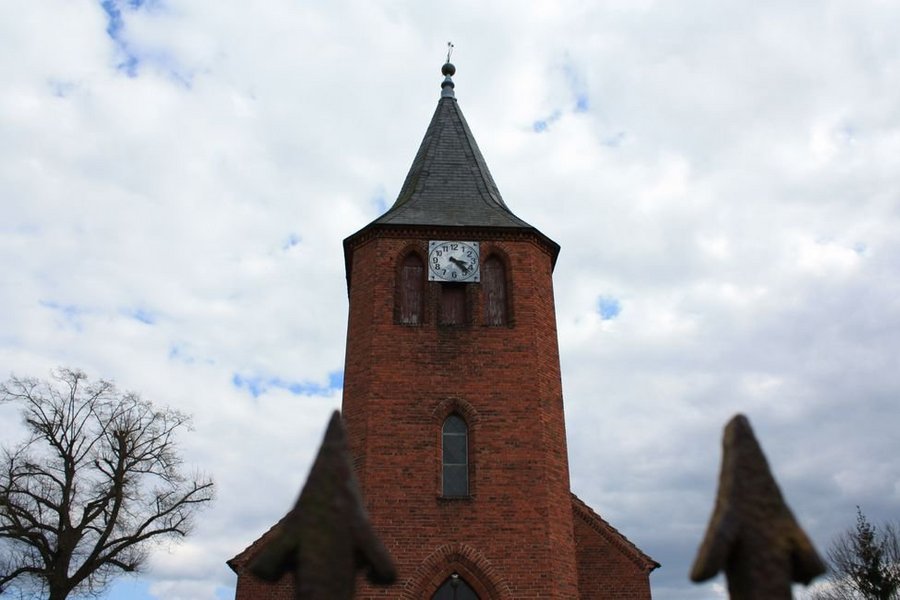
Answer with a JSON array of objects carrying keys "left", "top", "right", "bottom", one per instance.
[{"left": 428, "top": 241, "right": 480, "bottom": 282}]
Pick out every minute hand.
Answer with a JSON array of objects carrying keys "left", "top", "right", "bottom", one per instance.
[{"left": 448, "top": 257, "right": 470, "bottom": 274}]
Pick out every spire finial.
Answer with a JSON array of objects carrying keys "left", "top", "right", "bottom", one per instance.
[{"left": 441, "top": 42, "right": 456, "bottom": 98}]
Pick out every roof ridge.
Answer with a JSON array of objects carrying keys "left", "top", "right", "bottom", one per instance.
[
  {"left": 570, "top": 492, "right": 660, "bottom": 572},
  {"left": 226, "top": 516, "right": 287, "bottom": 573}
]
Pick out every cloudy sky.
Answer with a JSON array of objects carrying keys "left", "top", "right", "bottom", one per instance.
[{"left": 2, "top": 1, "right": 900, "bottom": 598}]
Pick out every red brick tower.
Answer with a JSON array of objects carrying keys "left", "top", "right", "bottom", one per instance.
[{"left": 229, "top": 64, "right": 658, "bottom": 599}]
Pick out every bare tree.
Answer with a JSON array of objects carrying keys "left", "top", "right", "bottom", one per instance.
[
  {"left": 0, "top": 368, "right": 214, "bottom": 599},
  {"left": 810, "top": 508, "right": 900, "bottom": 600}
]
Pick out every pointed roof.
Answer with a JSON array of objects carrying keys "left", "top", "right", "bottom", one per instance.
[
  {"left": 343, "top": 64, "right": 560, "bottom": 285},
  {"left": 372, "top": 64, "right": 536, "bottom": 230}
]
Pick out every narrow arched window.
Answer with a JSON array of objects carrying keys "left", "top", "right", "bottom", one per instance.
[
  {"left": 482, "top": 255, "right": 508, "bottom": 325},
  {"left": 432, "top": 573, "right": 480, "bottom": 599},
  {"left": 399, "top": 253, "right": 424, "bottom": 324},
  {"left": 442, "top": 415, "right": 468, "bottom": 497}
]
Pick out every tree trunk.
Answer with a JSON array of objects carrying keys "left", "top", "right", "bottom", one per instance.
[{"left": 48, "top": 585, "right": 71, "bottom": 600}]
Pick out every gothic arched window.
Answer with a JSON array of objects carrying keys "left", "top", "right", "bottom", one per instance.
[
  {"left": 432, "top": 573, "right": 480, "bottom": 599},
  {"left": 442, "top": 414, "right": 468, "bottom": 497},
  {"left": 482, "top": 255, "right": 508, "bottom": 326},
  {"left": 399, "top": 252, "right": 424, "bottom": 325}
]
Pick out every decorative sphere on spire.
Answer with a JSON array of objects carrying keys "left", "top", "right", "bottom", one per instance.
[{"left": 440, "top": 61, "right": 456, "bottom": 98}]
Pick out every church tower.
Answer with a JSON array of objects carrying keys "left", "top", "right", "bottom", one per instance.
[{"left": 229, "top": 64, "right": 657, "bottom": 599}]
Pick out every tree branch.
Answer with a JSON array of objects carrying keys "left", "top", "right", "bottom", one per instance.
[{"left": 0, "top": 368, "right": 215, "bottom": 598}]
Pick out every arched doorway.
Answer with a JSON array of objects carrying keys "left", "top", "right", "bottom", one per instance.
[{"left": 431, "top": 573, "right": 480, "bottom": 599}]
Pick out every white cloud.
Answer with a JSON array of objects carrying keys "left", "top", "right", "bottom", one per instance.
[{"left": 3, "top": 1, "right": 900, "bottom": 598}]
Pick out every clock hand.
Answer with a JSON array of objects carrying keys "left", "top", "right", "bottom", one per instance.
[{"left": 448, "top": 257, "right": 469, "bottom": 273}]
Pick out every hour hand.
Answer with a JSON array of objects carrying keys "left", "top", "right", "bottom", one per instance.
[{"left": 448, "top": 257, "right": 469, "bottom": 273}]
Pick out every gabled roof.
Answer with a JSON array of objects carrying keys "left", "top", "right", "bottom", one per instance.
[
  {"left": 227, "top": 516, "right": 286, "bottom": 574},
  {"left": 571, "top": 493, "right": 660, "bottom": 573}
]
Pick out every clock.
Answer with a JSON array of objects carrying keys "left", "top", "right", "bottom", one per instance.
[{"left": 428, "top": 241, "right": 480, "bottom": 282}]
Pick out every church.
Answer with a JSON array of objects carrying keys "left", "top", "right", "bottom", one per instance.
[{"left": 228, "top": 62, "right": 658, "bottom": 599}]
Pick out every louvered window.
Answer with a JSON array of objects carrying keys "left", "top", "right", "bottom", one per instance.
[
  {"left": 440, "top": 283, "right": 466, "bottom": 325},
  {"left": 399, "top": 253, "right": 424, "bottom": 324},
  {"left": 482, "top": 255, "right": 508, "bottom": 325}
]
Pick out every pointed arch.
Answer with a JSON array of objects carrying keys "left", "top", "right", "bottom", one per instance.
[
  {"left": 432, "top": 574, "right": 479, "bottom": 599},
  {"left": 432, "top": 397, "right": 479, "bottom": 426},
  {"left": 397, "top": 250, "right": 425, "bottom": 325},
  {"left": 442, "top": 414, "right": 468, "bottom": 497},
  {"left": 432, "top": 398, "right": 479, "bottom": 498},
  {"left": 482, "top": 253, "right": 510, "bottom": 326},
  {"left": 400, "top": 543, "right": 511, "bottom": 600}
]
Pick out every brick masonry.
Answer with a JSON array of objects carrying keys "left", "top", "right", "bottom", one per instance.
[
  {"left": 343, "top": 229, "right": 578, "bottom": 599},
  {"left": 229, "top": 225, "right": 658, "bottom": 598}
]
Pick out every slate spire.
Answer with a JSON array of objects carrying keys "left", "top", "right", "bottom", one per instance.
[{"left": 372, "top": 63, "right": 535, "bottom": 230}]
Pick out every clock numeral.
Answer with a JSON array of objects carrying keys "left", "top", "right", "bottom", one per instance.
[{"left": 429, "top": 241, "right": 479, "bottom": 282}]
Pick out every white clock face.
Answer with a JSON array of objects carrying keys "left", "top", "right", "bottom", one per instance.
[{"left": 428, "top": 241, "right": 480, "bottom": 282}]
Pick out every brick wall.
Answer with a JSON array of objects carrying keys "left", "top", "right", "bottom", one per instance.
[
  {"left": 230, "top": 225, "right": 656, "bottom": 599},
  {"left": 343, "top": 228, "right": 579, "bottom": 599},
  {"left": 572, "top": 497, "right": 656, "bottom": 599},
  {"left": 232, "top": 572, "right": 293, "bottom": 600}
]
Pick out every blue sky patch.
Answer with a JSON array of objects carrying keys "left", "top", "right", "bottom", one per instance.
[
  {"left": 329, "top": 371, "right": 344, "bottom": 388},
  {"left": 104, "top": 578, "right": 152, "bottom": 600},
  {"left": 574, "top": 93, "right": 590, "bottom": 113},
  {"left": 101, "top": 0, "right": 124, "bottom": 38},
  {"left": 100, "top": 0, "right": 141, "bottom": 76},
  {"left": 168, "top": 344, "right": 208, "bottom": 365},
  {"left": 597, "top": 296, "right": 621, "bottom": 320},
  {"left": 232, "top": 370, "right": 344, "bottom": 398},
  {"left": 168, "top": 345, "right": 193, "bottom": 363},
  {"left": 99, "top": 0, "right": 185, "bottom": 82},
  {"left": 533, "top": 57, "right": 591, "bottom": 132},
  {"left": 129, "top": 308, "right": 156, "bottom": 324},
  {"left": 562, "top": 58, "right": 590, "bottom": 113},
  {"left": 40, "top": 300, "right": 89, "bottom": 330},
  {"left": 40, "top": 300, "right": 83, "bottom": 317},
  {"left": 283, "top": 233, "right": 301, "bottom": 250},
  {"left": 533, "top": 110, "right": 562, "bottom": 133},
  {"left": 371, "top": 190, "right": 389, "bottom": 215}
]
